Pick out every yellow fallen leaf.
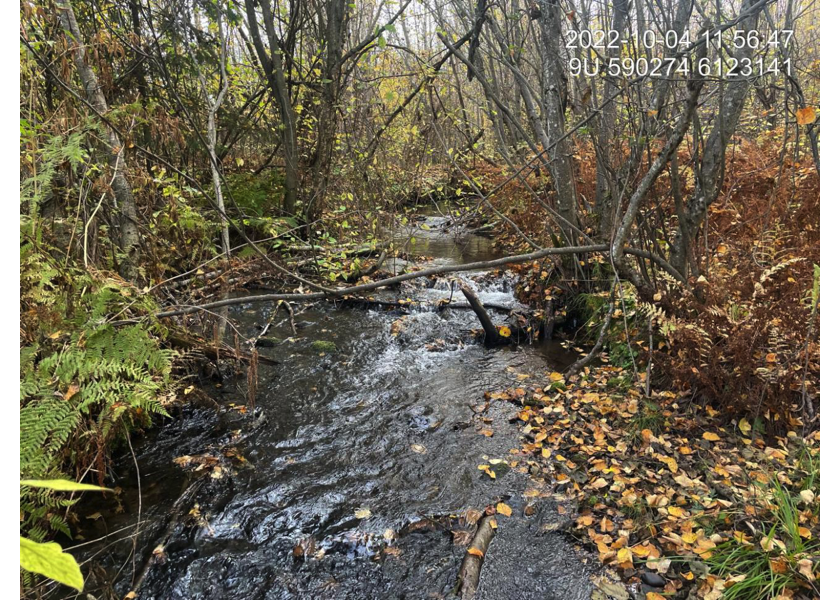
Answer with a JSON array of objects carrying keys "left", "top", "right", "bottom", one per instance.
[
  {"left": 659, "top": 456, "right": 678, "bottom": 473},
  {"left": 668, "top": 506, "right": 686, "bottom": 518},
  {"left": 646, "top": 593, "right": 666, "bottom": 600},
  {"left": 590, "top": 477, "right": 609, "bottom": 489},
  {"left": 738, "top": 418, "right": 751, "bottom": 435},
  {"left": 496, "top": 502, "right": 513, "bottom": 517},
  {"left": 478, "top": 465, "right": 496, "bottom": 479},
  {"left": 616, "top": 547, "right": 633, "bottom": 564},
  {"left": 682, "top": 531, "right": 698, "bottom": 544},
  {"left": 760, "top": 536, "right": 785, "bottom": 552},
  {"left": 703, "top": 432, "right": 721, "bottom": 442}
]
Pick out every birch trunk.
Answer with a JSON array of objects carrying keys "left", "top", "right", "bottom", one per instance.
[
  {"left": 538, "top": 2, "right": 578, "bottom": 245},
  {"left": 57, "top": 0, "right": 141, "bottom": 281}
]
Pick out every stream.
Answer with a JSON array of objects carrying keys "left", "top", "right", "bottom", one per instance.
[{"left": 76, "top": 211, "right": 602, "bottom": 600}]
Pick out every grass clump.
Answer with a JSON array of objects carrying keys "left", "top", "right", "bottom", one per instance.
[{"left": 705, "top": 478, "right": 819, "bottom": 599}]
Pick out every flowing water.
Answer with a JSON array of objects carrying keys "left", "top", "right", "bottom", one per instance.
[{"left": 75, "top": 212, "right": 601, "bottom": 600}]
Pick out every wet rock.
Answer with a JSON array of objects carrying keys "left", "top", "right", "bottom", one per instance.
[
  {"left": 640, "top": 572, "right": 667, "bottom": 588},
  {"left": 255, "top": 336, "right": 283, "bottom": 348},
  {"left": 311, "top": 340, "right": 338, "bottom": 353}
]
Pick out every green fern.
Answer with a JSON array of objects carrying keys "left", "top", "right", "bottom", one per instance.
[{"left": 20, "top": 241, "right": 174, "bottom": 539}]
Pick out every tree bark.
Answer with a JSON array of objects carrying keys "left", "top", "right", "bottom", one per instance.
[
  {"left": 538, "top": 2, "right": 578, "bottom": 245},
  {"left": 308, "top": 0, "right": 348, "bottom": 221},
  {"left": 148, "top": 243, "right": 686, "bottom": 320},
  {"left": 244, "top": 0, "right": 300, "bottom": 215},
  {"left": 456, "top": 515, "right": 496, "bottom": 599},
  {"left": 57, "top": 0, "right": 141, "bottom": 281},
  {"left": 670, "top": 0, "right": 762, "bottom": 275},
  {"left": 460, "top": 282, "right": 501, "bottom": 346},
  {"left": 594, "top": 0, "right": 629, "bottom": 238},
  {"left": 187, "top": 5, "right": 230, "bottom": 258}
]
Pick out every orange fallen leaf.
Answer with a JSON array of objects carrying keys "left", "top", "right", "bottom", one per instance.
[
  {"left": 703, "top": 432, "right": 721, "bottom": 441},
  {"left": 496, "top": 502, "right": 512, "bottom": 517},
  {"left": 769, "top": 557, "right": 788, "bottom": 574},
  {"left": 796, "top": 106, "right": 816, "bottom": 125},
  {"left": 467, "top": 547, "right": 484, "bottom": 558}
]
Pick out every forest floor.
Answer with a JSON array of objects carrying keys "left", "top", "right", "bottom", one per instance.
[{"left": 484, "top": 364, "right": 819, "bottom": 600}]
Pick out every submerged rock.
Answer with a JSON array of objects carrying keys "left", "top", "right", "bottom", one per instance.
[{"left": 311, "top": 340, "right": 338, "bottom": 353}]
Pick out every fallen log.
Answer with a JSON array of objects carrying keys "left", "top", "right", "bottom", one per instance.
[
  {"left": 330, "top": 296, "right": 517, "bottom": 314},
  {"left": 456, "top": 514, "right": 496, "bottom": 599},
  {"left": 460, "top": 283, "right": 501, "bottom": 347},
  {"left": 281, "top": 243, "right": 378, "bottom": 256},
  {"left": 149, "top": 244, "right": 684, "bottom": 320}
]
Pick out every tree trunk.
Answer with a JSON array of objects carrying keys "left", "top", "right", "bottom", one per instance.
[
  {"left": 308, "top": 0, "right": 348, "bottom": 222},
  {"left": 538, "top": 2, "right": 577, "bottom": 245},
  {"left": 595, "top": 0, "right": 629, "bottom": 239},
  {"left": 57, "top": 0, "right": 141, "bottom": 281},
  {"left": 670, "top": 0, "right": 761, "bottom": 275},
  {"left": 244, "top": 0, "right": 300, "bottom": 216},
  {"left": 192, "top": 6, "right": 231, "bottom": 258},
  {"left": 460, "top": 283, "right": 501, "bottom": 346}
]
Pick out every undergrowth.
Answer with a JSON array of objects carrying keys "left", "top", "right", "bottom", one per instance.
[{"left": 20, "top": 235, "right": 174, "bottom": 543}]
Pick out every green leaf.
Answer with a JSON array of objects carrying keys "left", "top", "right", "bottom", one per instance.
[
  {"left": 21, "top": 479, "right": 110, "bottom": 493},
  {"left": 20, "top": 537, "right": 84, "bottom": 591}
]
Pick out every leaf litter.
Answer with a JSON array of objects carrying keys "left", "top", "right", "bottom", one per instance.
[{"left": 484, "top": 364, "right": 820, "bottom": 599}]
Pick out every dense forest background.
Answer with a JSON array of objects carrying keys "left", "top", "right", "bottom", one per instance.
[{"left": 20, "top": 0, "right": 819, "bottom": 596}]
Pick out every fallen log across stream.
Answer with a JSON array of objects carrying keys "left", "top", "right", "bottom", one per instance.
[
  {"left": 152, "top": 244, "right": 685, "bottom": 320},
  {"left": 332, "top": 296, "right": 520, "bottom": 314}
]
